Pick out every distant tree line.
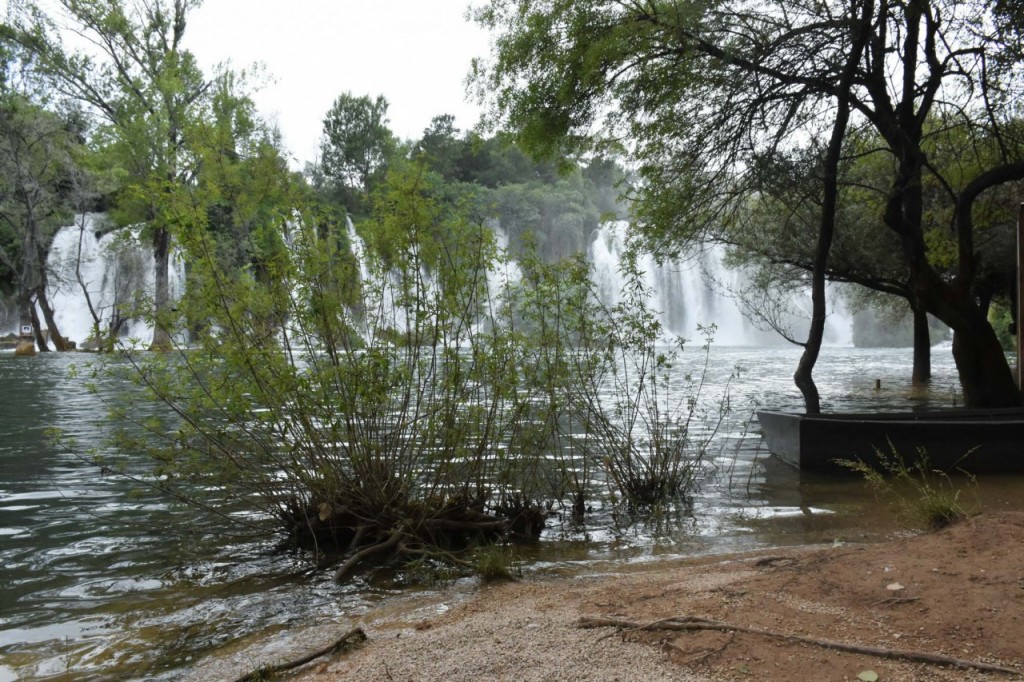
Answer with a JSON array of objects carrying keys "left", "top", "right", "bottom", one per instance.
[{"left": 0, "top": 2, "right": 626, "bottom": 351}]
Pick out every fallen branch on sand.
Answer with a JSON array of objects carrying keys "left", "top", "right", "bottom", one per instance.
[
  {"left": 231, "top": 627, "right": 368, "bottom": 682},
  {"left": 577, "top": 616, "right": 1021, "bottom": 677}
]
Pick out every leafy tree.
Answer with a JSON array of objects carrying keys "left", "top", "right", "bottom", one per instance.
[
  {"left": 488, "top": 173, "right": 601, "bottom": 260},
  {"left": 98, "top": 154, "right": 712, "bottom": 578},
  {"left": 10, "top": 0, "right": 211, "bottom": 349},
  {"left": 0, "top": 85, "right": 83, "bottom": 350},
  {"left": 188, "top": 70, "right": 296, "bottom": 280},
  {"left": 414, "top": 113, "right": 463, "bottom": 180},
  {"left": 729, "top": 124, "right": 1024, "bottom": 385},
  {"left": 401, "top": 120, "right": 628, "bottom": 266},
  {"left": 727, "top": 140, "right": 926, "bottom": 381},
  {"left": 319, "top": 92, "right": 396, "bottom": 212},
  {"left": 454, "top": 131, "right": 544, "bottom": 187},
  {"left": 474, "top": 0, "right": 1024, "bottom": 408}
]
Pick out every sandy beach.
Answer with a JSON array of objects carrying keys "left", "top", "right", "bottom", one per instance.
[{"left": 257, "top": 512, "right": 1024, "bottom": 681}]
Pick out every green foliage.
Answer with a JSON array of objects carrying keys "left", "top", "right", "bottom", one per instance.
[
  {"left": 503, "top": 227, "right": 718, "bottom": 512},
  {"left": 839, "top": 444, "right": 975, "bottom": 531},
  {"left": 407, "top": 116, "right": 627, "bottom": 265},
  {"left": 474, "top": 0, "right": 1024, "bottom": 408},
  {"left": 319, "top": 92, "right": 396, "bottom": 211},
  {"left": 586, "top": 236, "right": 720, "bottom": 508},
  {"left": 472, "top": 544, "right": 520, "bottom": 582},
  {"left": 0, "top": 86, "right": 85, "bottom": 340},
  {"left": 102, "top": 154, "right": 711, "bottom": 579},
  {"left": 10, "top": 0, "right": 214, "bottom": 348},
  {"left": 502, "top": 238, "right": 608, "bottom": 515},
  {"left": 488, "top": 173, "right": 601, "bottom": 261},
  {"left": 188, "top": 71, "right": 298, "bottom": 277},
  {"left": 115, "top": 163, "right": 541, "bottom": 576},
  {"left": 989, "top": 301, "right": 1015, "bottom": 351}
]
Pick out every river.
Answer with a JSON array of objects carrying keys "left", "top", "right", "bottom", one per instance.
[{"left": 2, "top": 346, "right": 1023, "bottom": 681}]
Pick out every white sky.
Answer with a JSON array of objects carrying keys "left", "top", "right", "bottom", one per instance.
[
  {"left": 0, "top": 0, "right": 493, "bottom": 167},
  {"left": 183, "top": 0, "right": 492, "bottom": 168}
]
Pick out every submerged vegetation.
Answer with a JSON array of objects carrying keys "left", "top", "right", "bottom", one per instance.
[
  {"left": 839, "top": 444, "right": 976, "bottom": 530},
  {"left": 87, "top": 163, "right": 720, "bottom": 582},
  {"left": 7, "top": 0, "right": 1016, "bottom": 592}
]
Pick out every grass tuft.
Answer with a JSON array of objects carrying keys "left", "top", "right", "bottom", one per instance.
[
  {"left": 838, "top": 441, "right": 975, "bottom": 530},
  {"left": 473, "top": 544, "right": 520, "bottom": 582}
]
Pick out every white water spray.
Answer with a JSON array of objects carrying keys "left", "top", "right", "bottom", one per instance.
[
  {"left": 43, "top": 214, "right": 185, "bottom": 346},
  {"left": 587, "top": 221, "right": 854, "bottom": 346},
  {"left": 31, "top": 214, "right": 852, "bottom": 349}
]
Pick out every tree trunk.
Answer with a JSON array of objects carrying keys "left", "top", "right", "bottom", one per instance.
[
  {"left": 794, "top": 0, "right": 872, "bottom": 414},
  {"left": 911, "top": 303, "right": 931, "bottom": 385},
  {"left": 35, "top": 285, "right": 72, "bottom": 351},
  {"left": 793, "top": 280, "right": 825, "bottom": 413},
  {"left": 28, "top": 297, "right": 49, "bottom": 352},
  {"left": 951, "top": 315, "right": 1020, "bottom": 408},
  {"left": 901, "top": 264, "right": 1021, "bottom": 407},
  {"left": 30, "top": 225, "right": 72, "bottom": 351},
  {"left": 150, "top": 226, "right": 172, "bottom": 351}
]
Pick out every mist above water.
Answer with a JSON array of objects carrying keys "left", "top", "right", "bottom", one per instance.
[
  {"left": 35, "top": 215, "right": 854, "bottom": 348},
  {"left": 587, "top": 221, "right": 854, "bottom": 347},
  {"left": 42, "top": 214, "right": 186, "bottom": 347}
]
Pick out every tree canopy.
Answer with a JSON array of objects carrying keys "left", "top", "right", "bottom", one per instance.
[
  {"left": 317, "top": 92, "right": 396, "bottom": 212},
  {"left": 9, "top": 0, "right": 212, "bottom": 348},
  {"left": 473, "top": 0, "right": 1024, "bottom": 408}
]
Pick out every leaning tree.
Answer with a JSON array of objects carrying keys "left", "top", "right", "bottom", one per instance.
[
  {"left": 474, "top": 0, "right": 1024, "bottom": 408},
  {"left": 726, "top": 123, "right": 1023, "bottom": 386}
]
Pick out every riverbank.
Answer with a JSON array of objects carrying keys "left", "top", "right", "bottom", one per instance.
[{"left": 276, "top": 512, "right": 1024, "bottom": 681}]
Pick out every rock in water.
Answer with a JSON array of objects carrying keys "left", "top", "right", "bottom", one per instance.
[{"left": 14, "top": 340, "right": 36, "bottom": 356}]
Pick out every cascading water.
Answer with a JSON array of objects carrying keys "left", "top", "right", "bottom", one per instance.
[
  {"left": 342, "top": 218, "right": 527, "bottom": 342},
  {"left": 36, "top": 214, "right": 850, "bottom": 349},
  {"left": 486, "top": 224, "right": 522, "bottom": 297},
  {"left": 344, "top": 217, "right": 443, "bottom": 341},
  {"left": 44, "top": 214, "right": 185, "bottom": 347},
  {"left": 588, "top": 221, "right": 854, "bottom": 346}
]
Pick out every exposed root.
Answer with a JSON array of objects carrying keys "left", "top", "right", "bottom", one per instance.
[
  {"left": 577, "top": 615, "right": 1022, "bottom": 677},
  {"left": 334, "top": 531, "right": 405, "bottom": 583},
  {"left": 400, "top": 545, "right": 476, "bottom": 570},
  {"left": 230, "top": 626, "right": 367, "bottom": 682},
  {"left": 278, "top": 492, "right": 546, "bottom": 581}
]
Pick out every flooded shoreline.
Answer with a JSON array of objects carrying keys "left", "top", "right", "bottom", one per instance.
[{"left": 2, "top": 346, "right": 1019, "bottom": 680}]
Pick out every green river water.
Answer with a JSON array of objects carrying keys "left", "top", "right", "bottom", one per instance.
[{"left": 2, "top": 346, "right": 1023, "bottom": 681}]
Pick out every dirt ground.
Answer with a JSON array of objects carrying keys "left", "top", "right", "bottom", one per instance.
[{"left": 286, "top": 512, "right": 1024, "bottom": 681}]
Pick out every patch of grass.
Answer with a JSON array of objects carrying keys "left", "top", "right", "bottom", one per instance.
[
  {"left": 399, "top": 556, "right": 460, "bottom": 586},
  {"left": 473, "top": 544, "right": 521, "bottom": 582},
  {"left": 838, "top": 442, "right": 976, "bottom": 530}
]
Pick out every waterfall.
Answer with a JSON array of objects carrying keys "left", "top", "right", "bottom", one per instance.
[
  {"left": 341, "top": 218, "right": 528, "bottom": 343},
  {"left": 34, "top": 214, "right": 852, "bottom": 349},
  {"left": 340, "top": 217, "right": 854, "bottom": 347},
  {"left": 344, "top": 218, "right": 444, "bottom": 341},
  {"left": 587, "top": 221, "right": 854, "bottom": 346},
  {"left": 484, "top": 224, "right": 522, "bottom": 312},
  {"left": 44, "top": 214, "right": 185, "bottom": 347}
]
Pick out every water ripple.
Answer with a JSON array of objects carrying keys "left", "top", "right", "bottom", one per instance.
[{"left": 0, "top": 348, "right": 1017, "bottom": 681}]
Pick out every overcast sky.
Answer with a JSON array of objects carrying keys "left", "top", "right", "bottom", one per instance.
[
  {"left": 183, "top": 0, "right": 493, "bottom": 168},
  {"left": 0, "top": 0, "right": 493, "bottom": 165}
]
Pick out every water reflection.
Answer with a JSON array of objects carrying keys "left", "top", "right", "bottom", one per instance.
[{"left": 1, "top": 347, "right": 1021, "bottom": 680}]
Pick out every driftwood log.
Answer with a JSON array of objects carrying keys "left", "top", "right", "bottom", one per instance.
[
  {"left": 577, "top": 615, "right": 1022, "bottom": 677},
  {"left": 231, "top": 626, "right": 367, "bottom": 682}
]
